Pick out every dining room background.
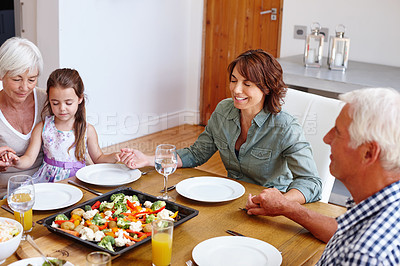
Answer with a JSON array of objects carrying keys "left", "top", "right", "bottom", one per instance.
[{"left": 8, "top": 0, "right": 400, "bottom": 148}]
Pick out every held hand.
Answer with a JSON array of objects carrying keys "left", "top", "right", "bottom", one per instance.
[
  {"left": 0, "top": 146, "right": 16, "bottom": 157},
  {"left": 247, "top": 188, "right": 290, "bottom": 216},
  {"left": 119, "top": 148, "right": 153, "bottom": 169},
  {"left": 245, "top": 194, "right": 260, "bottom": 210},
  {"left": 0, "top": 147, "right": 19, "bottom": 171}
]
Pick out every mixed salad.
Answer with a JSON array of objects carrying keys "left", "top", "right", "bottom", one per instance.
[
  {"left": 50, "top": 192, "right": 178, "bottom": 252},
  {"left": 0, "top": 220, "right": 20, "bottom": 243}
]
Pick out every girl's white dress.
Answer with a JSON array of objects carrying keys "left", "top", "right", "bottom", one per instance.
[{"left": 33, "top": 116, "right": 86, "bottom": 183}]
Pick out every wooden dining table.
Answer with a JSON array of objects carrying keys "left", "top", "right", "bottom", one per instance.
[{"left": 1, "top": 167, "right": 346, "bottom": 265}]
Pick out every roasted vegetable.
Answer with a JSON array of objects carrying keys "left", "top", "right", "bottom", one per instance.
[
  {"left": 60, "top": 221, "right": 75, "bottom": 230},
  {"left": 145, "top": 214, "right": 156, "bottom": 224},
  {"left": 55, "top": 214, "right": 68, "bottom": 221},
  {"left": 70, "top": 208, "right": 85, "bottom": 217},
  {"left": 117, "top": 218, "right": 131, "bottom": 229},
  {"left": 98, "top": 235, "right": 116, "bottom": 252},
  {"left": 110, "top": 193, "right": 125, "bottom": 203},
  {"left": 151, "top": 200, "right": 166, "bottom": 211},
  {"left": 99, "top": 201, "right": 114, "bottom": 212},
  {"left": 84, "top": 205, "right": 92, "bottom": 212}
]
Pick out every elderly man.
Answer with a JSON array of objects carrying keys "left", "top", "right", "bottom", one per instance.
[{"left": 246, "top": 88, "right": 400, "bottom": 265}]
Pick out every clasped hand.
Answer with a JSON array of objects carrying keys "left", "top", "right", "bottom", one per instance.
[{"left": 245, "top": 188, "right": 290, "bottom": 216}]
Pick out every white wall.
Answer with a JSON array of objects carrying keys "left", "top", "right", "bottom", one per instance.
[
  {"left": 36, "top": 0, "right": 204, "bottom": 148},
  {"left": 32, "top": 0, "right": 399, "bottom": 148},
  {"left": 280, "top": 0, "right": 400, "bottom": 67}
]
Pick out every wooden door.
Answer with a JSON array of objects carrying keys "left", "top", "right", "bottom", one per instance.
[{"left": 200, "top": 0, "right": 283, "bottom": 125}]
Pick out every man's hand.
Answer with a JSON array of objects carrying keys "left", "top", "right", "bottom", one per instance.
[{"left": 246, "top": 188, "right": 293, "bottom": 216}]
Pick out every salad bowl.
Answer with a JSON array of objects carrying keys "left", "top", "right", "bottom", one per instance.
[{"left": 0, "top": 217, "right": 23, "bottom": 264}]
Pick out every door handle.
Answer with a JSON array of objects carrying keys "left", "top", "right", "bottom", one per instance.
[{"left": 260, "top": 8, "right": 277, "bottom": 20}]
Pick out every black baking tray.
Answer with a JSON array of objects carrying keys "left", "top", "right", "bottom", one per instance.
[{"left": 43, "top": 187, "right": 199, "bottom": 256}]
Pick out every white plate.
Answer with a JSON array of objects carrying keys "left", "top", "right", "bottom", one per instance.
[
  {"left": 33, "top": 183, "right": 83, "bottom": 211},
  {"left": 76, "top": 163, "right": 141, "bottom": 186},
  {"left": 176, "top": 176, "right": 245, "bottom": 202},
  {"left": 9, "top": 257, "right": 74, "bottom": 266},
  {"left": 192, "top": 236, "right": 282, "bottom": 266}
]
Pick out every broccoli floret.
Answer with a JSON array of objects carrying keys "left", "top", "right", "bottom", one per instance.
[
  {"left": 129, "top": 195, "right": 139, "bottom": 202},
  {"left": 92, "top": 213, "right": 107, "bottom": 226},
  {"left": 99, "top": 201, "right": 114, "bottom": 212},
  {"left": 110, "top": 193, "right": 125, "bottom": 203},
  {"left": 113, "top": 202, "right": 128, "bottom": 216},
  {"left": 151, "top": 200, "right": 166, "bottom": 211},
  {"left": 112, "top": 213, "right": 125, "bottom": 219},
  {"left": 54, "top": 214, "right": 68, "bottom": 221},
  {"left": 117, "top": 218, "right": 131, "bottom": 229},
  {"left": 84, "top": 205, "right": 92, "bottom": 212},
  {"left": 145, "top": 214, "right": 156, "bottom": 224},
  {"left": 98, "top": 235, "right": 115, "bottom": 252}
]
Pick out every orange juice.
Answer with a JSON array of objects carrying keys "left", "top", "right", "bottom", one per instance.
[
  {"left": 152, "top": 232, "right": 172, "bottom": 266},
  {"left": 14, "top": 208, "right": 33, "bottom": 232},
  {"left": 11, "top": 192, "right": 33, "bottom": 232}
]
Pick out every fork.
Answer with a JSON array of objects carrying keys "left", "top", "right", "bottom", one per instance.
[{"left": 186, "top": 260, "right": 194, "bottom": 266}]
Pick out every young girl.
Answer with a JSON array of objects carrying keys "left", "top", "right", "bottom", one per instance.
[{"left": 2, "top": 68, "right": 134, "bottom": 182}]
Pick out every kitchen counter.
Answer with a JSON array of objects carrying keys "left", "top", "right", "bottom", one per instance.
[{"left": 278, "top": 55, "right": 400, "bottom": 98}]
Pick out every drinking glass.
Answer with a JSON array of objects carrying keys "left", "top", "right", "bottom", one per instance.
[
  {"left": 154, "top": 144, "right": 177, "bottom": 201},
  {"left": 7, "top": 175, "right": 35, "bottom": 239},
  {"left": 152, "top": 219, "right": 174, "bottom": 266},
  {"left": 86, "top": 251, "right": 111, "bottom": 266}
]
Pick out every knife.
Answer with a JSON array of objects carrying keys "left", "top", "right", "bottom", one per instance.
[
  {"left": 68, "top": 180, "right": 103, "bottom": 196},
  {"left": 226, "top": 230, "right": 245, "bottom": 237}
]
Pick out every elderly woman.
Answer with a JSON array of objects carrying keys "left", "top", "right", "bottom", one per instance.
[
  {"left": 0, "top": 37, "right": 46, "bottom": 198},
  {"left": 122, "top": 49, "right": 322, "bottom": 203}
]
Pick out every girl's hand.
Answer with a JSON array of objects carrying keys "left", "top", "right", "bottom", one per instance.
[
  {"left": 0, "top": 151, "right": 19, "bottom": 169},
  {"left": 118, "top": 148, "right": 153, "bottom": 169}
]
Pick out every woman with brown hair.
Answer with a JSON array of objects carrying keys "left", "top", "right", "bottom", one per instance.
[{"left": 122, "top": 49, "right": 321, "bottom": 204}]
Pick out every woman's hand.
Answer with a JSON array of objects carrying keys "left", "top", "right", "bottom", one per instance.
[
  {"left": 118, "top": 148, "right": 154, "bottom": 169},
  {"left": 0, "top": 146, "right": 18, "bottom": 171}
]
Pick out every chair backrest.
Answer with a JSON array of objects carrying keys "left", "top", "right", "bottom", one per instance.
[{"left": 282, "top": 88, "right": 344, "bottom": 203}]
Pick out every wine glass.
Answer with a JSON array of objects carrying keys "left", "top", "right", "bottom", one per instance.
[
  {"left": 155, "top": 144, "right": 177, "bottom": 201},
  {"left": 7, "top": 175, "right": 35, "bottom": 239}
]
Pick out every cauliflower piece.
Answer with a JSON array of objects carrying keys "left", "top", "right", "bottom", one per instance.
[
  {"left": 94, "top": 230, "right": 106, "bottom": 242},
  {"left": 83, "top": 209, "right": 98, "bottom": 220},
  {"left": 144, "top": 201, "right": 152, "bottom": 209},
  {"left": 129, "top": 221, "right": 143, "bottom": 232},
  {"left": 125, "top": 196, "right": 140, "bottom": 206},
  {"left": 157, "top": 209, "right": 174, "bottom": 221},
  {"left": 51, "top": 221, "right": 60, "bottom": 228},
  {"left": 114, "top": 229, "right": 132, "bottom": 247},
  {"left": 104, "top": 210, "right": 113, "bottom": 219},
  {"left": 115, "top": 235, "right": 130, "bottom": 247},
  {"left": 80, "top": 227, "right": 95, "bottom": 241}
]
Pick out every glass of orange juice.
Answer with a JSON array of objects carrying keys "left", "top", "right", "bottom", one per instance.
[
  {"left": 152, "top": 219, "right": 174, "bottom": 266},
  {"left": 7, "top": 175, "right": 35, "bottom": 239},
  {"left": 14, "top": 208, "right": 33, "bottom": 232}
]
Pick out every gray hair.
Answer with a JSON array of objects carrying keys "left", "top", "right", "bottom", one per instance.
[
  {"left": 0, "top": 37, "right": 43, "bottom": 78},
  {"left": 340, "top": 88, "right": 400, "bottom": 171}
]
